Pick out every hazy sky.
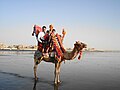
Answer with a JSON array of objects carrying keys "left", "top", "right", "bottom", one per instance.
[{"left": 0, "top": 0, "right": 120, "bottom": 50}]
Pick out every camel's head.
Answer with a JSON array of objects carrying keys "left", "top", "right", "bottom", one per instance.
[{"left": 74, "top": 41, "right": 87, "bottom": 51}]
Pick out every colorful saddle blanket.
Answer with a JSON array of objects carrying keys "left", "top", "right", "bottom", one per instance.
[{"left": 51, "top": 33, "right": 66, "bottom": 61}]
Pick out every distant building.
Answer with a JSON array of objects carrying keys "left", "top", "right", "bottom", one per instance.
[
  {"left": 88, "top": 48, "right": 95, "bottom": 51},
  {"left": 0, "top": 43, "right": 6, "bottom": 49}
]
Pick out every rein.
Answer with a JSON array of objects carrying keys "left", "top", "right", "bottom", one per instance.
[{"left": 78, "top": 50, "right": 82, "bottom": 60}]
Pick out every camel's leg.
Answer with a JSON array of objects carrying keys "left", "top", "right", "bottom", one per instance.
[
  {"left": 34, "top": 59, "right": 38, "bottom": 81},
  {"left": 34, "top": 57, "right": 43, "bottom": 81},
  {"left": 54, "top": 62, "right": 59, "bottom": 84},
  {"left": 57, "top": 62, "right": 62, "bottom": 83}
]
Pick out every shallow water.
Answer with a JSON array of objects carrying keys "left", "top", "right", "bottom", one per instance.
[{"left": 0, "top": 51, "right": 120, "bottom": 90}]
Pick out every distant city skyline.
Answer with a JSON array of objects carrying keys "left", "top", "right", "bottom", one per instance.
[{"left": 0, "top": 0, "right": 120, "bottom": 50}]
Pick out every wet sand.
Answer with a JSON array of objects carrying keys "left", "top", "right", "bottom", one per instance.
[{"left": 0, "top": 51, "right": 120, "bottom": 90}]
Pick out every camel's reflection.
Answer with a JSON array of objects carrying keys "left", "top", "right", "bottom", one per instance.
[
  {"left": 33, "top": 80, "right": 60, "bottom": 90},
  {"left": 54, "top": 84, "right": 60, "bottom": 90},
  {"left": 33, "top": 80, "right": 37, "bottom": 90}
]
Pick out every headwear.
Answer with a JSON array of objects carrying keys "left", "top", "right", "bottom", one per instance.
[
  {"left": 42, "top": 26, "right": 46, "bottom": 29},
  {"left": 49, "top": 24, "right": 53, "bottom": 28},
  {"left": 52, "top": 29, "right": 56, "bottom": 32}
]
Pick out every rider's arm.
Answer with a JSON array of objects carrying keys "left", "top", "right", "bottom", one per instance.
[
  {"left": 32, "top": 26, "right": 36, "bottom": 36},
  {"left": 38, "top": 32, "right": 44, "bottom": 42}
]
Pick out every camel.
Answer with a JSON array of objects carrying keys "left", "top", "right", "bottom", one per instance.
[{"left": 33, "top": 41, "right": 87, "bottom": 84}]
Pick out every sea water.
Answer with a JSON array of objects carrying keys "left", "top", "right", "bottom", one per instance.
[{"left": 0, "top": 51, "right": 120, "bottom": 90}]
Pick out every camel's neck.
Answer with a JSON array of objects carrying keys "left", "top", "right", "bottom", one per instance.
[
  {"left": 71, "top": 47, "right": 80, "bottom": 60},
  {"left": 63, "top": 47, "right": 79, "bottom": 60}
]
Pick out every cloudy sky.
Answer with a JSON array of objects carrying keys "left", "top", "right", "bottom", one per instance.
[{"left": 0, "top": 0, "right": 120, "bottom": 50}]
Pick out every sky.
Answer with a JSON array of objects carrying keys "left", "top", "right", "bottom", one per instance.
[{"left": 0, "top": 0, "right": 120, "bottom": 50}]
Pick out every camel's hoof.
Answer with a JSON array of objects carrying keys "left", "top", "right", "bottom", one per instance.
[
  {"left": 54, "top": 82, "right": 57, "bottom": 85},
  {"left": 54, "top": 81, "right": 61, "bottom": 85},
  {"left": 57, "top": 81, "right": 61, "bottom": 84}
]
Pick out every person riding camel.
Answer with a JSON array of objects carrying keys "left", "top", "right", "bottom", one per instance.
[
  {"left": 49, "top": 24, "right": 54, "bottom": 33},
  {"left": 47, "top": 24, "right": 56, "bottom": 47},
  {"left": 37, "top": 26, "right": 47, "bottom": 52},
  {"left": 41, "top": 24, "right": 55, "bottom": 52},
  {"left": 42, "top": 30, "right": 50, "bottom": 53},
  {"left": 46, "top": 24, "right": 64, "bottom": 62},
  {"left": 36, "top": 24, "right": 66, "bottom": 62},
  {"left": 32, "top": 25, "right": 42, "bottom": 41}
]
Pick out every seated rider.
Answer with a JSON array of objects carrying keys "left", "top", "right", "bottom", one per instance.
[
  {"left": 32, "top": 25, "right": 42, "bottom": 41},
  {"left": 37, "top": 26, "right": 47, "bottom": 52},
  {"left": 47, "top": 24, "right": 56, "bottom": 51},
  {"left": 42, "top": 25, "right": 56, "bottom": 53},
  {"left": 42, "top": 30, "right": 50, "bottom": 53}
]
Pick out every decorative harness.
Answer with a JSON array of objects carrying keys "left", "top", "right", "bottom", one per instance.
[{"left": 78, "top": 50, "right": 82, "bottom": 60}]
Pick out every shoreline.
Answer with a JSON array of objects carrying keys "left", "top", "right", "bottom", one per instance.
[
  {"left": 0, "top": 49, "right": 120, "bottom": 52},
  {"left": 0, "top": 49, "right": 36, "bottom": 51}
]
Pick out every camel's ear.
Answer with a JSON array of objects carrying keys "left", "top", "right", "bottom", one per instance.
[
  {"left": 76, "top": 41, "right": 80, "bottom": 44},
  {"left": 74, "top": 43, "right": 79, "bottom": 47},
  {"left": 77, "top": 41, "right": 80, "bottom": 44},
  {"left": 75, "top": 41, "right": 78, "bottom": 44},
  {"left": 75, "top": 41, "right": 78, "bottom": 46}
]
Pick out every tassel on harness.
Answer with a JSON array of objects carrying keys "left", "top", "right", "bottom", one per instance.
[{"left": 78, "top": 51, "right": 82, "bottom": 60}]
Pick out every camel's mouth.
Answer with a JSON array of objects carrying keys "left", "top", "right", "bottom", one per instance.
[{"left": 81, "top": 42, "right": 87, "bottom": 48}]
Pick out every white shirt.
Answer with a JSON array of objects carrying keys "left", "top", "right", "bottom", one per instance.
[{"left": 38, "top": 32, "right": 45, "bottom": 42}]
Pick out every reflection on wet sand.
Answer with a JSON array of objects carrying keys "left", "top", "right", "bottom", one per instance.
[
  {"left": 0, "top": 70, "right": 60, "bottom": 90},
  {"left": 0, "top": 71, "right": 25, "bottom": 78},
  {"left": 33, "top": 80, "right": 60, "bottom": 90},
  {"left": 33, "top": 80, "right": 37, "bottom": 90},
  {"left": 54, "top": 84, "right": 60, "bottom": 90}
]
